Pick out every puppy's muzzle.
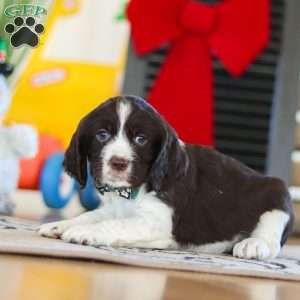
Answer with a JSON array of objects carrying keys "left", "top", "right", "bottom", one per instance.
[{"left": 109, "top": 156, "right": 129, "bottom": 172}]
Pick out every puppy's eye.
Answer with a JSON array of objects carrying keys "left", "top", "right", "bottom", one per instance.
[
  {"left": 96, "top": 129, "right": 111, "bottom": 143},
  {"left": 134, "top": 134, "right": 147, "bottom": 146}
]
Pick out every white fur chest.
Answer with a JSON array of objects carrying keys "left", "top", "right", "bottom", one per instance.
[{"left": 100, "top": 192, "right": 138, "bottom": 219}]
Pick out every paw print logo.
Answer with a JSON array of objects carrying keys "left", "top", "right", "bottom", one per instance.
[{"left": 5, "top": 17, "right": 44, "bottom": 48}]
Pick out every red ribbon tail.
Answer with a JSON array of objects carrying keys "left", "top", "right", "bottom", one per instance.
[{"left": 148, "top": 36, "right": 214, "bottom": 146}]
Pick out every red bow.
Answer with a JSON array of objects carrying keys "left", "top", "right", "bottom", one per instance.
[{"left": 127, "top": 0, "right": 269, "bottom": 145}]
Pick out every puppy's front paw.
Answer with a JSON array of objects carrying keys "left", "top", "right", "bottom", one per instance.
[
  {"left": 38, "top": 220, "right": 74, "bottom": 238},
  {"left": 62, "top": 225, "right": 110, "bottom": 247},
  {"left": 233, "top": 238, "right": 279, "bottom": 260},
  {"left": 62, "top": 225, "right": 99, "bottom": 246}
]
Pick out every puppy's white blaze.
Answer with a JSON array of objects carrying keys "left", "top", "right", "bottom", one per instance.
[
  {"left": 118, "top": 100, "right": 132, "bottom": 133},
  {"left": 101, "top": 100, "right": 135, "bottom": 186}
]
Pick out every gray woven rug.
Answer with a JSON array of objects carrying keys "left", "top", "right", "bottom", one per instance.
[{"left": 0, "top": 217, "right": 300, "bottom": 281}]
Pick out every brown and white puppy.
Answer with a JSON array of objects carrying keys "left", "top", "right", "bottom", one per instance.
[{"left": 38, "top": 95, "right": 294, "bottom": 260}]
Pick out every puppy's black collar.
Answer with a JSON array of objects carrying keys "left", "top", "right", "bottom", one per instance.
[{"left": 96, "top": 185, "right": 140, "bottom": 200}]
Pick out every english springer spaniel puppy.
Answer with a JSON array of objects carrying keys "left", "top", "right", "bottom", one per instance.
[{"left": 38, "top": 95, "right": 294, "bottom": 260}]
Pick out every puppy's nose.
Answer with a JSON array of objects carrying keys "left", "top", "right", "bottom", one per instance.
[{"left": 109, "top": 156, "right": 129, "bottom": 171}]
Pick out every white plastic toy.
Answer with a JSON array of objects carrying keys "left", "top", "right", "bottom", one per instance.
[{"left": 0, "top": 72, "right": 38, "bottom": 215}]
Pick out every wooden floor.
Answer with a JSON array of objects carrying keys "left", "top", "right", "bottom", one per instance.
[{"left": 0, "top": 251, "right": 299, "bottom": 300}]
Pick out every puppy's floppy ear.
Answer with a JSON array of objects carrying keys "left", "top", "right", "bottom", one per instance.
[
  {"left": 63, "top": 126, "right": 88, "bottom": 188},
  {"left": 149, "top": 124, "right": 188, "bottom": 193}
]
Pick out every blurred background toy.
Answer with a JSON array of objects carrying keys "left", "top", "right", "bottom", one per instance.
[
  {"left": 19, "top": 134, "right": 100, "bottom": 211},
  {"left": 0, "top": 38, "right": 38, "bottom": 215},
  {"left": 5, "top": 0, "right": 129, "bottom": 147},
  {"left": 0, "top": 0, "right": 128, "bottom": 214}
]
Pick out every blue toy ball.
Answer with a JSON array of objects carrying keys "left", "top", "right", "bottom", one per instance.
[{"left": 40, "top": 153, "right": 76, "bottom": 209}]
